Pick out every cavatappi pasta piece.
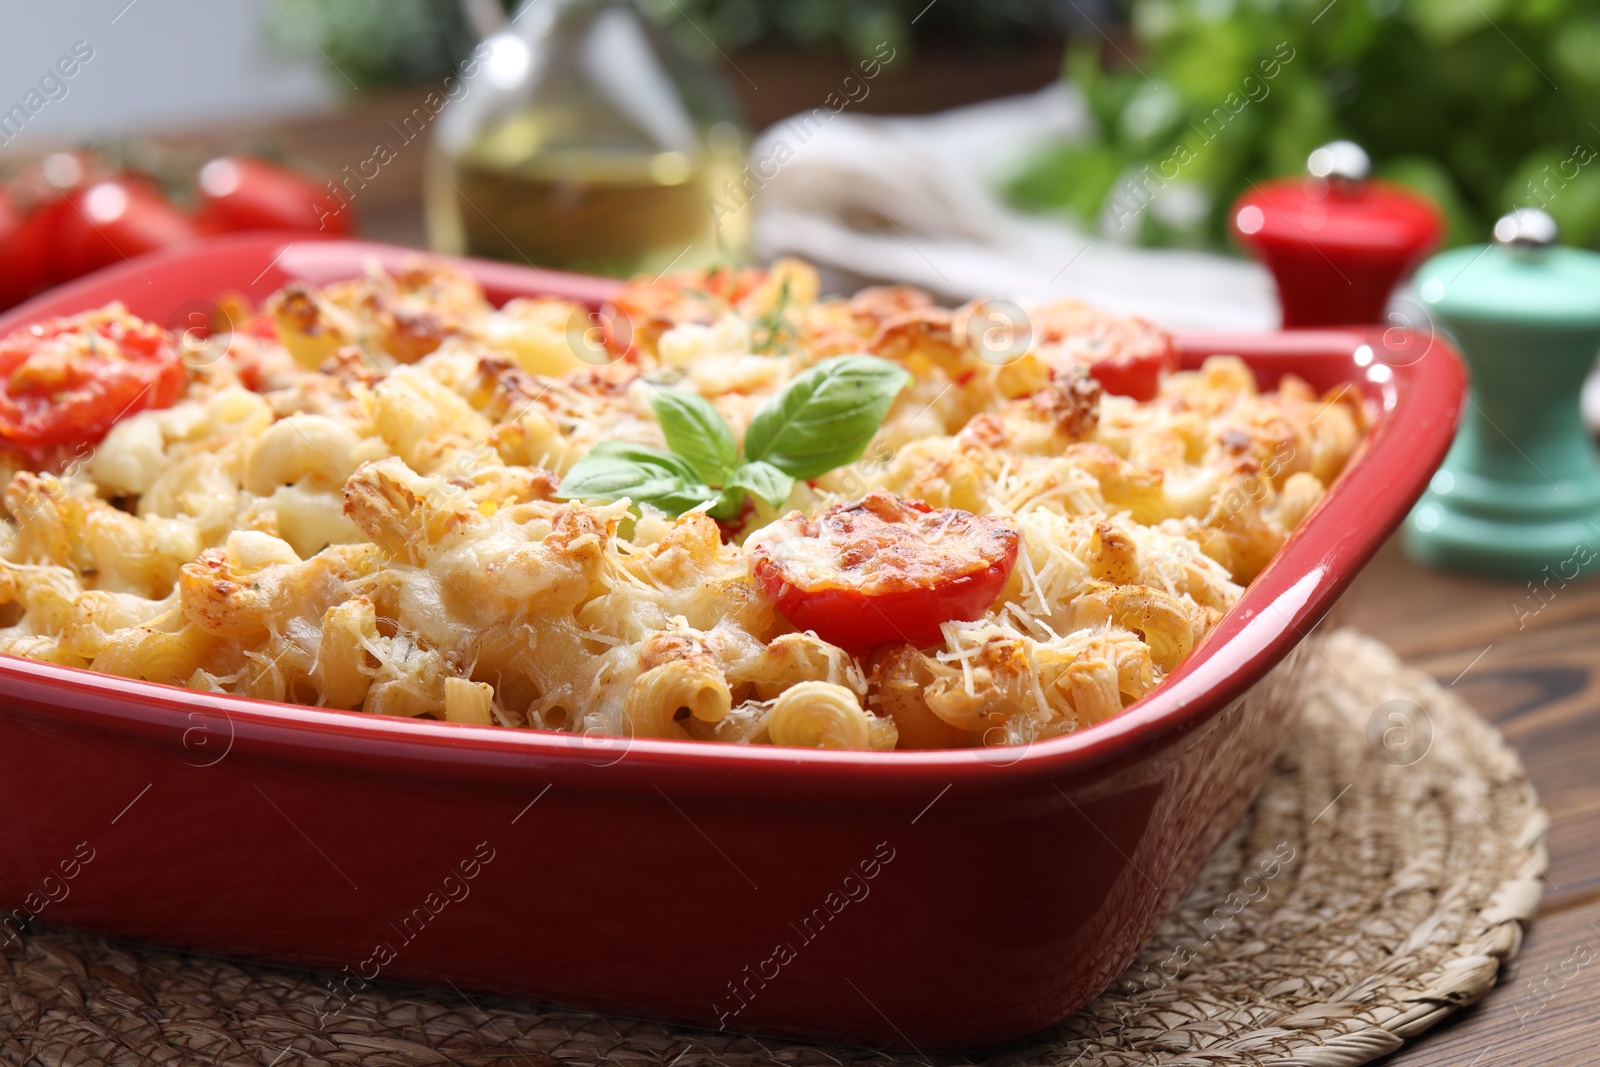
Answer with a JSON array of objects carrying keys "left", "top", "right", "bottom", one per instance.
[
  {"left": 89, "top": 625, "right": 148, "bottom": 679},
  {"left": 731, "top": 631, "right": 861, "bottom": 701},
  {"left": 1058, "top": 443, "right": 1168, "bottom": 523},
  {"left": 0, "top": 633, "right": 83, "bottom": 667},
  {"left": 1273, "top": 470, "right": 1327, "bottom": 532},
  {"left": 623, "top": 657, "right": 733, "bottom": 739},
  {"left": 484, "top": 296, "right": 589, "bottom": 378},
  {"left": 0, "top": 560, "right": 84, "bottom": 637},
  {"left": 767, "top": 680, "right": 879, "bottom": 751},
  {"left": 59, "top": 589, "right": 172, "bottom": 661},
  {"left": 1086, "top": 521, "right": 1140, "bottom": 585},
  {"left": 5, "top": 472, "right": 73, "bottom": 567},
  {"left": 1093, "top": 585, "right": 1196, "bottom": 672},
  {"left": 372, "top": 367, "right": 496, "bottom": 475},
  {"left": 1064, "top": 638, "right": 1125, "bottom": 728},
  {"left": 129, "top": 623, "right": 221, "bottom": 687},
  {"left": 868, "top": 644, "right": 976, "bottom": 749},
  {"left": 926, "top": 635, "right": 1037, "bottom": 736},
  {"left": 243, "top": 413, "right": 367, "bottom": 497}
]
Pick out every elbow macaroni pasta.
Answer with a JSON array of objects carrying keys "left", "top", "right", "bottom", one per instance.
[{"left": 0, "top": 259, "right": 1364, "bottom": 751}]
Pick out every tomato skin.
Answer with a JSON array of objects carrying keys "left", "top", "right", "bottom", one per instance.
[
  {"left": 0, "top": 151, "right": 113, "bottom": 303},
  {"left": 0, "top": 189, "right": 53, "bottom": 310},
  {"left": 1086, "top": 350, "right": 1176, "bottom": 402},
  {"left": 1028, "top": 300, "right": 1176, "bottom": 401},
  {"left": 7, "top": 151, "right": 107, "bottom": 210},
  {"left": 52, "top": 178, "right": 200, "bottom": 282},
  {"left": 747, "top": 492, "right": 1021, "bottom": 653},
  {"left": 0, "top": 310, "right": 184, "bottom": 448},
  {"left": 753, "top": 551, "right": 1018, "bottom": 652},
  {"left": 194, "top": 156, "right": 351, "bottom": 235}
]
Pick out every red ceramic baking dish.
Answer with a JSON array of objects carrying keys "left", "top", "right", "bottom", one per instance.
[{"left": 0, "top": 234, "right": 1462, "bottom": 1051}]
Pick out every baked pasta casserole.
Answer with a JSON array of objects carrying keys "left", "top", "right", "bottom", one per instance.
[{"left": 0, "top": 259, "right": 1364, "bottom": 750}]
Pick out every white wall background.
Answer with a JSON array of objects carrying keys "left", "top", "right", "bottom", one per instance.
[{"left": 0, "top": 0, "right": 335, "bottom": 149}]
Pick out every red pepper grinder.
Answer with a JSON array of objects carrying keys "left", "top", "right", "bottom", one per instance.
[{"left": 1230, "top": 142, "right": 1443, "bottom": 328}]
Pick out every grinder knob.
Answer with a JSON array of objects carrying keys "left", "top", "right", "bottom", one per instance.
[{"left": 1231, "top": 141, "right": 1442, "bottom": 328}]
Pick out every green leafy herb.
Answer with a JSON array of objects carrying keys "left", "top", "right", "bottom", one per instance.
[
  {"left": 743, "top": 355, "right": 912, "bottom": 480},
  {"left": 648, "top": 389, "right": 738, "bottom": 484},
  {"left": 556, "top": 355, "right": 909, "bottom": 518},
  {"left": 555, "top": 440, "right": 720, "bottom": 516},
  {"left": 1005, "top": 3, "right": 1600, "bottom": 250},
  {"left": 725, "top": 460, "right": 795, "bottom": 509}
]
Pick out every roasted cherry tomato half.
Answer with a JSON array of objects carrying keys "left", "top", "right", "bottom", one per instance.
[
  {"left": 52, "top": 177, "right": 200, "bottom": 282},
  {"left": 0, "top": 308, "right": 185, "bottom": 448},
  {"left": 746, "top": 490, "right": 1021, "bottom": 653},
  {"left": 1085, "top": 350, "right": 1176, "bottom": 403},
  {"left": 1030, "top": 300, "right": 1177, "bottom": 401},
  {"left": 195, "top": 155, "right": 352, "bottom": 235}
]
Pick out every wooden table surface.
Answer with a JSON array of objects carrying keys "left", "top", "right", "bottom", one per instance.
[
  {"left": 1332, "top": 537, "right": 1600, "bottom": 1066},
  {"left": 6, "top": 78, "right": 1598, "bottom": 1065}
]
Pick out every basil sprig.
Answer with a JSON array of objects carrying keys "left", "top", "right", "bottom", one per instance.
[
  {"left": 743, "top": 355, "right": 912, "bottom": 479},
  {"left": 557, "top": 355, "right": 911, "bottom": 519}
]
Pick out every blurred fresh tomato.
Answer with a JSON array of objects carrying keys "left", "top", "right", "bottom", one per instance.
[
  {"left": 194, "top": 155, "right": 351, "bottom": 235},
  {"left": 8, "top": 151, "right": 105, "bottom": 213},
  {"left": 0, "top": 150, "right": 344, "bottom": 311},
  {"left": 0, "top": 152, "right": 111, "bottom": 304},
  {"left": 0, "top": 189, "right": 52, "bottom": 310},
  {"left": 51, "top": 177, "right": 200, "bottom": 281}
]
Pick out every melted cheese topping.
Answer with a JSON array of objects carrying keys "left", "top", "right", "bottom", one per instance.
[
  {"left": 0, "top": 258, "right": 1365, "bottom": 750},
  {"left": 747, "top": 491, "right": 1018, "bottom": 595}
]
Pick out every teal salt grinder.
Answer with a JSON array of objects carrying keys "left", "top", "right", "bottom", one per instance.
[{"left": 1405, "top": 209, "right": 1600, "bottom": 576}]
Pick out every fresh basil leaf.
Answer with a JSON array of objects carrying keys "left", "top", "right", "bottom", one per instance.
[
  {"left": 743, "top": 355, "right": 911, "bottom": 480},
  {"left": 726, "top": 460, "right": 795, "bottom": 509},
  {"left": 646, "top": 388, "right": 738, "bottom": 485},
  {"left": 556, "top": 441, "right": 717, "bottom": 515},
  {"left": 706, "top": 485, "right": 747, "bottom": 521},
  {"left": 642, "top": 484, "right": 724, "bottom": 516},
  {"left": 564, "top": 440, "right": 703, "bottom": 484}
]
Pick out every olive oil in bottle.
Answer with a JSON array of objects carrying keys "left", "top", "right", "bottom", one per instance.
[{"left": 428, "top": 0, "right": 749, "bottom": 277}]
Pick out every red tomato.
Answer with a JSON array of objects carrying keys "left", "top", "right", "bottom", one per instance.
[
  {"left": 1030, "top": 300, "right": 1177, "bottom": 401},
  {"left": 52, "top": 178, "right": 200, "bottom": 282},
  {"left": 194, "top": 156, "right": 351, "bottom": 235},
  {"left": 0, "top": 189, "right": 52, "bottom": 310},
  {"left": 746, "top": 490, "right": 1021, "bottom": 653},
  {"left": 8, "top": 151, "right": 106, "bottom": 207},
  {"left": 0, "top": 151, "right": 111, "bottom": 302},
  {"left": 0, "top": 308, "right": 185, "bottom": 448},
  {"left": 1086, "top": 350, "right": 1176, "bottom": 402}
]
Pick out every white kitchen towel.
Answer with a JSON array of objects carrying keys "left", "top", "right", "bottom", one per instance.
[{"left": 745, "top": 85, "right": 1280, "bottom": 332}]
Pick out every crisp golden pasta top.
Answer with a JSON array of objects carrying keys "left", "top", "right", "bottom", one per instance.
[{"left": 0, "top": 259, "right": 1363, "bottom": 750}]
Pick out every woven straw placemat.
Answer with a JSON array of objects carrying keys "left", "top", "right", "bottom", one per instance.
[{"left": 0, "top": 629, "right": 1548, "bottom": 1067}]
